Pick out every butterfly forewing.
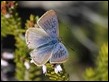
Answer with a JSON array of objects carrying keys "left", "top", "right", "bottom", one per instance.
[
  {"left": 50, "top": 43, "right": 68, "bottom": 64},
  {"left": 37, "top": 10, "right": 59, "bottom": 38},
  {"left": 25, "top": 27, "right": 52, "bottom": 49}
]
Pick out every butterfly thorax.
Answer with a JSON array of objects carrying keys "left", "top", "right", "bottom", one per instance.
[
  {"left": 49, "top": 39, "right": 59, "bottom": 45},
  {"left": 37, "top": 39, "right": 59, "bottom": 49}
]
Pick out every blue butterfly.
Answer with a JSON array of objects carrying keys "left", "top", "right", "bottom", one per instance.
[{"left": 25, "top": 10, "right": 68, "bottom": 66}]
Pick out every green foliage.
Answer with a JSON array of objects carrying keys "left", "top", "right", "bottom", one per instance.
[
  {"left": 45, "top": 63, "right": 69, "bottom": 81},
  {"left": 84, "top": 42, "right": 108, "bottom": 81},
  {"left": 1, "top": 1, "right": 42, "bottom": 81},
  {"left": 14, "top": 35, "right": 42, "bottom": 81},
  {"left": 1, "top": 13, "right": 21, "bottom": 37}
]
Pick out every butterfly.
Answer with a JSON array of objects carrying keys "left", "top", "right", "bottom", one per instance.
[{"left": 25, "top": 10, "right": 68, "bottom": 66}]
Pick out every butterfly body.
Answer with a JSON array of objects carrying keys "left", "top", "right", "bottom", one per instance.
[
  {"left": 25, "top": 10, "right": 68, "bottom": 66},
  {"left": 37, "top": 38, "right": 59, "bottom": 49}
]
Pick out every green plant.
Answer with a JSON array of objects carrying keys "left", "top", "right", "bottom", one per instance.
[{"left": 84, "top": 42, "right": 108, "bottom": 81}]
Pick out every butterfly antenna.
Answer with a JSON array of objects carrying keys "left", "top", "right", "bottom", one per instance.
[
  {"left": 60, "top": 36, "right": 75, "bottom": 52},
  {"left": 59, "top": 22, "right": 76, "bottom": 52}
]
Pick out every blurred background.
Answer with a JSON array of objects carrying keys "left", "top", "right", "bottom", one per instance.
[{"left": 1, "top": 1, "right": 108, "bottom": 81}]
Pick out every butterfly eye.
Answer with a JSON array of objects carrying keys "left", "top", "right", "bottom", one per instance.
[
  {"left": 27, "top": 42, "right": 30, "bottom": 45},
  {"left": 58, "top": 37, "right": 62, "bottom": 42}
]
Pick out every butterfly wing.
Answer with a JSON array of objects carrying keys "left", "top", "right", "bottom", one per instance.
[
  {"left": 30, "top": 45, "right": 54, "bottom": 66},
  {"left": 25, "top": 27, "right": 52, "bottom": 49},
  {"left": 50, "top": 43, "right": 68, "bottom": 64},
  {"left": 37, "top": 10, "right": 59, "bottom": 38}
]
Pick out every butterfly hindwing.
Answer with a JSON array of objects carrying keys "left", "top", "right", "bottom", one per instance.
[
  {"left": 30, "top": 45, "right": 54, "bottom": 66},
  {"left": 50, "top": 43, "right": 68, "bottom": 64}
]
